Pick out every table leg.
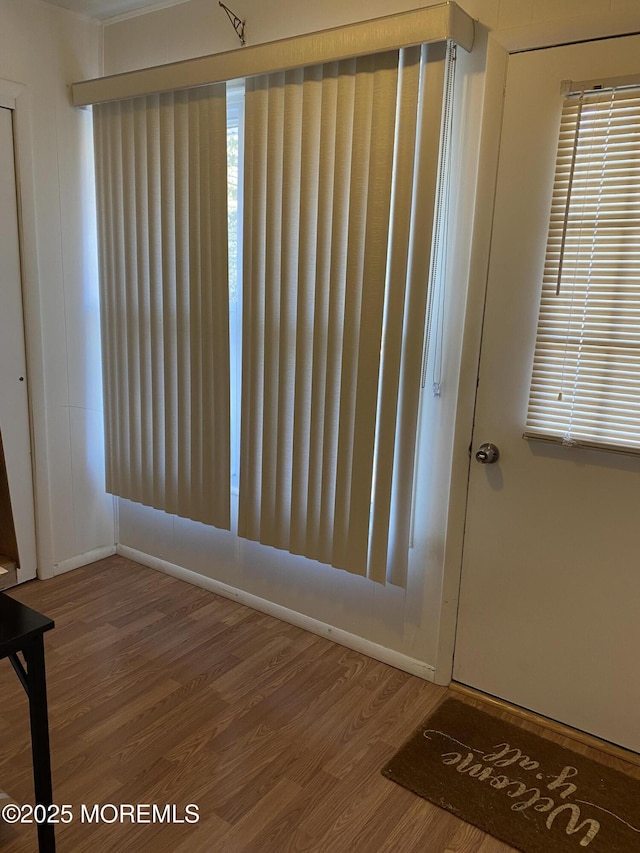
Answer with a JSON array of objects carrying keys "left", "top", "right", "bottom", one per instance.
[{"left": 22, "top": 638, "right": 56, "bottom": 853}]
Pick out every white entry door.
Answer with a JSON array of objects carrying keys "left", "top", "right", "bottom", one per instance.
[
  {"left": 453, "top": 35, "right": 640, "bottom": 753},
  {"left": 0, "top": 106, "right": 37, "bottom": 581}
]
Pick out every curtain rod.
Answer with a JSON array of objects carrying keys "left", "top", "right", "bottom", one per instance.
[{"left": 71, "top": 2, "right": 475, "bottom": 107}]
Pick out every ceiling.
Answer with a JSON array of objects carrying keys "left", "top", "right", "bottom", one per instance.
[{"left": 41, "top": 0, "right": 191, "bottom": 21}]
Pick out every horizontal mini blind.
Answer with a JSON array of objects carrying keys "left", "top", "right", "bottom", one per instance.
[
  {"left": 94, "top": 84, "right": 231, "bottom": 527},
  {"left": 239, "top": 45, "right": 448, "bottom": 584},
  {"left": 526, "top": 84, "right": 640, "bottom": 453}
]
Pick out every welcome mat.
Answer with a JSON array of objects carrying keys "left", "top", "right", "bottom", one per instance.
[{"left": 382, "top": 697, "right": 640, "bottom": 852}]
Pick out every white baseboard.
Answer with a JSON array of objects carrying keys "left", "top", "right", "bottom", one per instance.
[
  {"left": 54, "top": 545, "right": 117, "bottom": 576},
  {"left": 117, "top": 544, "right": 436, "bottom": 682}
]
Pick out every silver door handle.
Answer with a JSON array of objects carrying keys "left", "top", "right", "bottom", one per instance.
[{"left": 475, "top": 443, "right": 499, "bottom": 464}]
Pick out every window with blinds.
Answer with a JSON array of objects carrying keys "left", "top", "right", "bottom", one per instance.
[
  {"left": 525, "top": 83, "right": 640, "bottom": 454},
  {"left": 92, "top": 41, "right": 456, "bottom": 585}
]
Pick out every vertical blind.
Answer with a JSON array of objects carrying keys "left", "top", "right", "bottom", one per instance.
[
  {"left": 239, "top": 44, "right": 448, "bottom": 584},
  {"left": 526, "top": 84, "right": 640, "bottom": 453},
  {"left": 94, "top": 84, "right": 231, "bottom": 528},
  {"left": 93, "top": 44, "right": 453, "bottom": 585}
]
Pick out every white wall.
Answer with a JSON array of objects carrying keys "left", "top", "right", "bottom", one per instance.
[
  {"left": 101, "top": 0, "right": 640, "bottom": 680},
  {"left": 1, "top": 0, "right": 115, "bottom": 578}
]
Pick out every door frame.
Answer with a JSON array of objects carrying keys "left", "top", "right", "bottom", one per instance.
[
  {"left": 434, "top": 8, "right": 640, "bottom": 686},
  {"left": 0, "top": 78, "right": 55, "bottom": 580}
]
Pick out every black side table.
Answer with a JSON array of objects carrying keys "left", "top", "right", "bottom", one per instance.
[{"left": 0, "top": 592, "right": 55, "bottom": 852}]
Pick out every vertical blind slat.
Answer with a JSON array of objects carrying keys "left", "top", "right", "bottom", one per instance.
[
  {"left": 261, "top": 73, "right": 284, "bottom": 545},
  {"left": 367, "top": 45, "right": 421, "bottom": 584},
  {"left": 276, "top": 69, "right": 304, "bottom": 547},
  {"left": 133, "top": 101, "right": 151, "bottom": 508},
  {"left": 319, "top": 61, "right": 353, "bottom": 565},
  {"left": 189, "top": 93, "right": 203, "bottom": 515},
  {"left": 146, "top": 97, "right": 164, "bottom": 510},
  {"left": 332, "top": 54, "right": 374, "bottom": 573},
  {"left": 290, "top": 64, "right": 323, "bottom": 557},
  {"left": 306, "top": 63, "right": 339, "bottom": 563}
]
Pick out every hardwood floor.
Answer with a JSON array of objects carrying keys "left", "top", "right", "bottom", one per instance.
[{"left": 0, "top": 556, "right": 636, "bottom": 852}]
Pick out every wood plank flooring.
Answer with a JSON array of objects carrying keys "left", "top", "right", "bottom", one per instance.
[{"left": 0, "top": 556, "right": 636, "bottom": 852}]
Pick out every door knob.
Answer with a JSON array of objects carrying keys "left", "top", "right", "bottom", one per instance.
[{"left": 475, "top": 443, "right": 499, "bottom": 464}]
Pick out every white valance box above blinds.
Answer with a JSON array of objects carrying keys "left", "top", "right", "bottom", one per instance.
[
  {"left": 76, "top": 3, "right": 474, "bottom": 586},
  {"left": 526, "top": 81, "right": 640, "bottom": 455},
  {"left": 71, "top": 4, "right": 474, "bottom": 106}
]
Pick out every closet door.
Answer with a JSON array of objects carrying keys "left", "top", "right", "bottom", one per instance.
[{"left": 0, "top": 105, "right": 37, "bottom": 581}]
